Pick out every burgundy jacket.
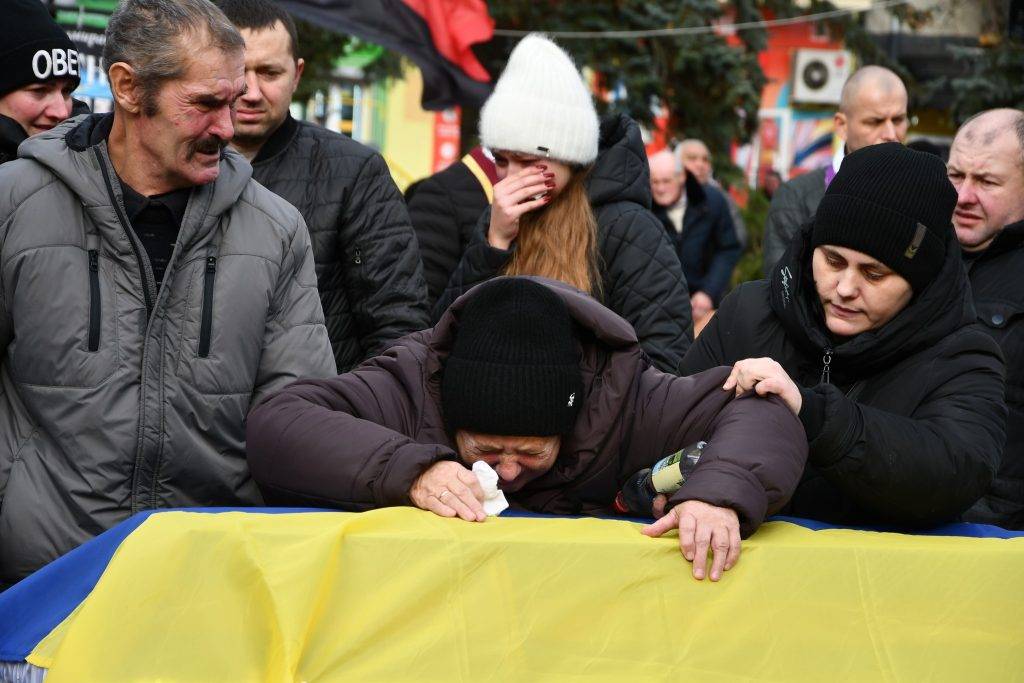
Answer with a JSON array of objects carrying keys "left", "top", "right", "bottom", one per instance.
[{"left": 247, "top": 277, "right": 807, "bottom": 537}]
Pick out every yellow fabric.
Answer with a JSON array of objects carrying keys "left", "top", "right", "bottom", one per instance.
[
  {"left": 29, "top": 509, "right": 1024, "bottom": 682},
  {"left": 462, "top": 153, "right": 495, "bottom": 204}
]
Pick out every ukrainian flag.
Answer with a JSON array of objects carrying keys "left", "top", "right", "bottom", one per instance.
[{"left": 1, "top": 508, "right": 1021, "bottom": 681}]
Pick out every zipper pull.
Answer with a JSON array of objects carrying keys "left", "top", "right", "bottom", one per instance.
[
  {"left": 205, "top": 256, "right": 217, "bottom": 273},
  {"left": 354, "top": 248, "right": 362, "bottom": 265},
  {"left": 820, "top": 348, "right": 833, "bottom": 385},
  {"left": 89, "top": 250, "right": 99, "bottom": 272}
]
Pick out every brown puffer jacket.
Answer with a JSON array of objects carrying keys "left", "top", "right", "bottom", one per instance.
[{"left": 247, "top": 277, "right": 807, "bottom": 537}]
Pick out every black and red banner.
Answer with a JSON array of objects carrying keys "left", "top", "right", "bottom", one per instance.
[{"left": 277, "top": 0, "right": 494, "bottom": 110}]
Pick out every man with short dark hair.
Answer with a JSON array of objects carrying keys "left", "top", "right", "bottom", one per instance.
[
  {"left": 950, "top": 108, "right": 1024, "bottom": 530},
  {"left": 762, "top": 66, "right": 909, "bottom": 273},
  {"left": 0, "top": 0, "right": 335, "bottom": 585},
  {"left": 217, "top": 0, "right": 430, "bottom": 372}
]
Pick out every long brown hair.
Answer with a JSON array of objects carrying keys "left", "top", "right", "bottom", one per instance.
[{"left": 502, "top": 167, "right": 602, "bottom": 297}]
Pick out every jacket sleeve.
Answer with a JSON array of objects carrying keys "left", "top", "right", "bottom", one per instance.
[
  {"left": 762, "top": 180, "right": 805, "bottom": 276},
  {"left": 699, "top": 192, "right": 742, "bottom": 304},
  {"left": 251, "top": 216, "right": 337, "bottom": 408},
  {"left": 601, "top": 206, "right": 693, "bottom": 373},
  {"left": 622, "top": 365, "right": 808, "bottom": 537},
  {"left": 431, "top": 209, "right": 510, "bottom": 321},
  {"left": 406, "top": 173, "right": 462, "bottom": 308},
  {"left": 247, "top": 343, "right": 455, "bottom": 510},
  {"left": 341, "top": 153, "right": 430, "bottom": 358},
  {"left": 802, "top": 342, "right": 1007, "bottom": 526}
]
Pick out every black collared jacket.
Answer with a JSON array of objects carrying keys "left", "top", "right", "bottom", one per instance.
[
  {"left": 963, "top": 221, "right": 1024, "bottom": 529},
  {"left": 251, "top": 115, "right": 430, "bottom": 372}
]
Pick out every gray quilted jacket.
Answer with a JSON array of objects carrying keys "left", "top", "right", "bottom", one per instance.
[{"left": 0, "top": 114, "right": 336, "bottom": 584}]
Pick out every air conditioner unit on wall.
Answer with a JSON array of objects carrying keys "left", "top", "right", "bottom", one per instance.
[{"left": 792, "top": 49, "right": 854, "bottom": 106}]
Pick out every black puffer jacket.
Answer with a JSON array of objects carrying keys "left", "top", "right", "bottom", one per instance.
[
  {"left": 251, "top": 115, "right": 430, "bottom": 372},
  {"left": 433, "top": 114, "right": 692, "bottom": 372},
  {"left": 963, "top": 220, "right": 1024, "bottom": 529},
  {"left": 406, "top": 150, "right": 494, "bottom": 308},
  {"left": 681, "top": 227, "right": 1007, "bottom": 527}
]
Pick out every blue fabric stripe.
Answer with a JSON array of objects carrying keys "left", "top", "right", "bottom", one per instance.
[
  {"left": 0, "top": 507, "right": 1019, "bottom": 662},
  {"left": 770, "top": 515, "right": 1023, "bottom": 539}
]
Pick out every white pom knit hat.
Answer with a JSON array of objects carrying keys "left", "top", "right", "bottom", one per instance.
[{"left": 479, "top": 34, "right": 599, "bottom": 166}]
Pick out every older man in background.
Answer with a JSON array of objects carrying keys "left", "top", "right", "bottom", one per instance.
[
  {"left": 762, "top": 65, "right": 908, "bottom": 273},
  {"left": 950, "top": 108, "right": 1024, "bottom": 530},
  {"left": 649, "top": 148, "right": 741, "bottom": 326},
  {"left": 678, "top": 138, "right": 748, "bottom": 249}
]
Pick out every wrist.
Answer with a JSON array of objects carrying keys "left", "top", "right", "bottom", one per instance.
[
  {"left": 797, "top": 385, "right": 825, "bottom": 442},
  {"left": 487, "top": 228, "right": 513, "bottom": 251}
]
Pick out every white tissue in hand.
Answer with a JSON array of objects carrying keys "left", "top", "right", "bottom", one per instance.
[{"left": 472, "top": 460, "right": 509, "bottom": 516}]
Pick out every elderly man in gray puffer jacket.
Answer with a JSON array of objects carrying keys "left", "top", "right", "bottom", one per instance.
[{"left": 0, "top": 0, "right": 335, "bottom": 586}]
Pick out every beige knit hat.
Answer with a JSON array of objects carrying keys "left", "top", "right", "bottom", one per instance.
[{"left": 479, "top": 34, "right": 600, "bottom": 166}]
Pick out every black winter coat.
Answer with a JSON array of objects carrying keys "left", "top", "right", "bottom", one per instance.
[
  {"left": 433, "top": 114, "right": 693, "bottom": 372},
  {"left": 652, "top": 173, "right": 741, "bottom": 305},
  {"left": 963, "top": 220, "right": 1024, "bottom": 529},
  {"left": 406, "top": 151, "right": 493, "bottom": 308},
  {"left": 251, "top": 115, "right": 430, "bottom": 372},
  {"left": 681, "top": 227, "right": 1007, "bottom": 527}
]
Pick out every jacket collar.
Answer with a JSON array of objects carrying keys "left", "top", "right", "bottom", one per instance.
[
  {"left": 252, "top": 113, "right": 299, "bottom": 166},
  {"left": 683, "top": 169, "right": 707, "bottom": 208},
  {"left": 768, "top": 225, "right": 974, "bottom": 381},
  {"left": 0, "top": 114, "right": 27, "bottom": 162},
  {"left": 974, "top": 219, "right": 1024, "bottom": 260}
]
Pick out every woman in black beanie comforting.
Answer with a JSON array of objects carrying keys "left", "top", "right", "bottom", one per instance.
[{"left": 681, "top": 142, "right": 1008, "bottom": 528}]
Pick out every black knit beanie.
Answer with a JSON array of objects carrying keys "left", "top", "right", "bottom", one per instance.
[
  {"left": 0, "top": 0, "right": 81, "bottom": 97},
  {"left": 442, "top": 278, "right": 584, "bottom": 437},
  {"left": 812, "top": 142, "right": 956, "bottom": 293}
]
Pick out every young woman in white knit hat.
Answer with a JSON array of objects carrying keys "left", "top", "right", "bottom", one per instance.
[{"left": 432, "top": 34, "right": 693, "bottom": 372}]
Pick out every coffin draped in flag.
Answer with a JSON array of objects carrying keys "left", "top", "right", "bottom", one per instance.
[
  {"left": 278, "top": 0, "right": 494, "bottom": 110},
  {"left": 0, "top": 508, "right": 1022, "bottom": 681}
]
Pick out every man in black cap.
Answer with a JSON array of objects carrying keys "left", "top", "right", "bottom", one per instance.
[
  {"left": 0, "top": 0, "right": 81, "bottom": 164},
  {"left": 247, "top": 276, "right": 809, "bottom": 582},
  {"left": 681, "top": 142, "right": 1007, "bottom": 528}
]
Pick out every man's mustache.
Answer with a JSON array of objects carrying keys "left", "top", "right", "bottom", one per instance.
[{"left": 188, "top": 136, "right": 228, "bottom": 159}]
